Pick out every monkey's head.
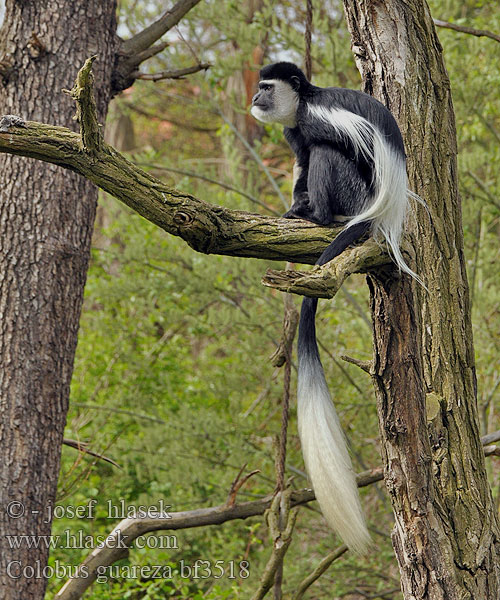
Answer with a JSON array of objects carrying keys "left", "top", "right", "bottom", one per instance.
[{"left": 250, "top": 62, "right": 310, "bottom": 128}]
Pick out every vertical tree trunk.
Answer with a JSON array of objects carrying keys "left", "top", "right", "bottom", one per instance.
[
  {"left": 0, "top": 2, "right": 117, "bottom": 598},
  {"left": 342, "top": 0, "right": 500, "bottom": 598}
]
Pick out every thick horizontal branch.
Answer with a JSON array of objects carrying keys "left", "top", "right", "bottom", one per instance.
[
  {"left": 481, "top": 429, "right": 500, "bottom": 446},
  {"left": 262, "top": 239, "right": 391, "bottom": 298},
  {"left": 0, "top": 117, "right": 340, "bottom": 265}
]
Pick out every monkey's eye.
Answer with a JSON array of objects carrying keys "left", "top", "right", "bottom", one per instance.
[{"left": 260, "top": 84, "right": 273, "bottom": 91}]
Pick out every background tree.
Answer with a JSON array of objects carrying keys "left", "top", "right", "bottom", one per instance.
[
  {"left": 0, "top": 0, "right": 498, "bottom": 599},
  {"left": 0, "top": 1, "right": 203, "bottom": 597},
  {"left": 342, "top": 0, "right": 500, "bottom": 596}
]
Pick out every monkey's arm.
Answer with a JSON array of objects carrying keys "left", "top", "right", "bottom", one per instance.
[{"left": 284, "top": 127, "right": 311, "bottom": 217}]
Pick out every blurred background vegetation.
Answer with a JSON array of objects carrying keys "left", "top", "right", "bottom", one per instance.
[{"left": 47, "top": 0, "right": 499, "bottom": 597}]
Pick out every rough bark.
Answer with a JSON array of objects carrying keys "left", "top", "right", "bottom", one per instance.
[
  {"left": 0, "top": 2, "right": 117, "bottom": 598},
  {"left": 342, "top": 0, "right": 500, "bottom": 598}
]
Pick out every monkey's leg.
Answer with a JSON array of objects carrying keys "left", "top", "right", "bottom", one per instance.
[{"left": 284, "top": 145, "right": 370, "bottom": 225}]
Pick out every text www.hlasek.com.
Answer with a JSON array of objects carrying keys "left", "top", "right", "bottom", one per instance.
[{"left": 5, "top": 529, "right": 176, "bottom": 550}]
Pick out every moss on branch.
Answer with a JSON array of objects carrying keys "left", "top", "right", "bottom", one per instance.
[
  {"left": 65, "top": 55, "right": 102, "bottom": 155},
  {"left": 262, "top": 239, "right": 392, "bottom": 298},
  {"left": 0, "top": 116, "right": 346, "bottom": 265}
]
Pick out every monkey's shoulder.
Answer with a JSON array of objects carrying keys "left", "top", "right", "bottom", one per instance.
[
  {"left": 294, "top": 86, "right": 404, "bottom": 152},
  {"left": 304, "top": 86, "right": 391, "bottom": 118}
]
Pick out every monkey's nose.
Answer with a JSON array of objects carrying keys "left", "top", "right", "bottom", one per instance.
[{"left": 252, "top": 91, "right": 262, "bottom": 105}]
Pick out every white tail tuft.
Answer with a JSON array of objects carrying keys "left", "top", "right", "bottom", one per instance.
[{"left": 298, "top": 353, "right": 371, "bottom": 554}]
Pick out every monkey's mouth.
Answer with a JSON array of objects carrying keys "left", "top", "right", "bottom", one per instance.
[{"left": 252, "top": 101, "right": 267, "bottom": 109}]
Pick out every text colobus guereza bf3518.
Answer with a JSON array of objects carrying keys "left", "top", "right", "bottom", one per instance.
[{"left": 251, "top": 62, "right": 419, "bottom": 554}]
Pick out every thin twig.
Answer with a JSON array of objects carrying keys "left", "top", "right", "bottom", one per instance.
[
  {"left": 433, "top": 18, "right": 500, "bottom": 44},
  {"left": 293, "top": 545, "right": 348, "bottom": 600},
  {"left": 226, "top": 465, "right": 261, "bottom": 507},
  {"left": 466, "top": 170, "right": 500, "bottom": 211},
  {"left": 62, "top": 439, "right": 120, "bottom": 468},
  {"left": 133, "top": 62, "right": 210, "bottom": 81},
  {"left": 140, "top": 162, "right": 280, "bottom": 215},
  {"left": 217, "top": 110, "right": 290, "bottom": 211},
  {"left": 71, "top": 403, "right": 166, "bottom": 424}
]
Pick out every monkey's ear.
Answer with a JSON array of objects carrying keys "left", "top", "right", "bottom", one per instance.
[{"left": 290, "top": 76, "right": 301, "bottom": 91}]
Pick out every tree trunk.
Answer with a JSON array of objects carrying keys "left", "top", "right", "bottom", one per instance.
[
  {"left": 0, "top": 2, "right": 117, "bottom": 598},
  {"left": 342, "top": 0, "right": 500, "bottom": 597}
]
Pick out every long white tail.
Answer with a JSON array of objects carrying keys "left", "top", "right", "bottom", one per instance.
[
  {"left": 296, "top": 103, "right": 420, "bottom": 553},
  {"left": 298, "top": 297, "right": 370, "bottom": 553}
]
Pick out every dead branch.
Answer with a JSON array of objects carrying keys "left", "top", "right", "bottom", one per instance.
[
  {"left": 226, "top": 465, "right": 261, "bottom": 507},
  {"left": 53, "top": 432, "right": 500, "bottom": 600},
  {"left": 481, "top": 429, "right": 500, "bottom": 446},
  {"left": 341, "top": 354, "right": 373, "bottom": 375},
  {"left": 54, "top": 467, "right": 382, "bottom": 600},
  {"left": 112, "top": 1, "right": 205, "bottom": 92},
  {"left": 251, "top": 490, "right": 298, "bottom": 600},
  {"left": 293, "top": 544, "right": 348, "bottom": 600},
  {"left": 62, "top": 439, "right": 120, "bottom": 468},
  {"left": 131, "top": 41, "right": 170, "bottom": 64},
  {"left": 63, "top": 56, "right": 102, "bottom": 155}
]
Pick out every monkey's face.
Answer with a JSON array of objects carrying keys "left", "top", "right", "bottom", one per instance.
[{"left": 251, "top": 79, "right": 299, "bottom": 128}]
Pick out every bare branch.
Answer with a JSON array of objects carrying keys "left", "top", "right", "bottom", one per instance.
[
  {"left": 54, "top": 468, "right": 384, "bottom": 600},
  {"left": 112, "top": 1, "right": 205, "bottom": 92},
  {"left": 132, "top": 62, "right": 210, "bottom": 81},
  {"left": 262, "top": 239, "right": 392, "bottom": 298},
  {"left": 226, "top": 465, "right": 261, "bottom": 507},
  {"left": 251, "top": 490, "right": 298, "bottom": 600},
  {"left": 122, "top": 0, "right": 204, "bottom": 55},
  {"left": 481, "top": 430, "right": 500, "bottom": 446},
  {"left": 54, "top": 444, "right": 497, "bottom": 600},
  {"left": 484, "top": 446, "right": 500, "bottom": 458},
  {"left": 62, "top": 439, "right": 120, "bottom": 468},
  {"left": 340, "top": 354, "right": 373, "bottom": 375},
  {"left": 433, "top": 18, "right": 500, "bottom": 44},
  {"left": 132, "top": 40, "right": 170, "bottom": 64}
]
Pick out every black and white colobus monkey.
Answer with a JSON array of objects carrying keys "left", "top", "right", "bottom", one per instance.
[{"left": 251, "top": 62, "right": 418, "bottom": 553}]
